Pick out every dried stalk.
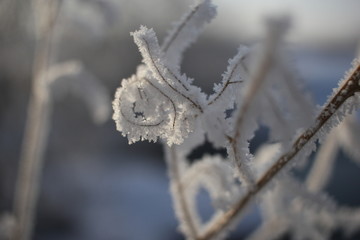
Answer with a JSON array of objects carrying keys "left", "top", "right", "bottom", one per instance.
[{"left": 12, "top": 1, "right": 61, "bottom": 239}]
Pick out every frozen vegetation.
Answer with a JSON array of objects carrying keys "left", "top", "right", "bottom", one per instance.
[
  {"left": 1, "top": 0, "right": 360, "bottom": 240},
  {"left": 112, "top": 0, "right": 360, "bottom": 239}
]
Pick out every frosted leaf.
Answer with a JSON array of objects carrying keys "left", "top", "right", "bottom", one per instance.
[
  {"left": 113, "top": 75, "right": 171, "bottom": 144},
  {"left": 204, "top": 46, "right": 250, "bottom": 147},
  {"left": 245, "top": 50, "right": 315, "bottom": 145},
  {"left": 276, "top": 58, "right": 315, "bottom": 128},
  {"left": 260, "top": 58, "right": 315, "bottom": 144},
  {"left": 113, "top": 26, "right": 205, "bottom": 145},
  {"left": 207, "top": 45, "right": 250, "bottom": 108},
  {"left": 200, "top": 107, "right": 231, "bottom": 148},
  {"left": 176, "top": 118, "right": 206, "bottom": 160},
  {"left": 230, "top": 17, "right": 313, "bottom": 145},
  {"left": 171, "top": 155, "right": 243, "bottom": 237},
  {"left": 132, "top": 25, "right": 205, "bottom": 96},
  {"left": 227, "top": 17, "right": 291, "bottom": 186},
  {"left": 305, "top": 114, "right": 360, "bottom": 193},
  {"left": 47, "top": 60, "right": 111, "bottom": 124},
  {"left": 253, "top": 143, "right": 281, "bottom": 179},
  {"left": 256, "top": 176, "right": 339, "bottom": 240},
  {"left": 112, "top": 0, "right": 360, "bottom": 238},
  {"left": 181, "top": 155, "right": 241, "bottom": 212},
  {"left": 231, "top": 16, "right": 291, "bottom": 142},
  {"left": 113, "top": 71, "right": 201, "bottom": 145},
  {"left": 161, "top": 0, "right": 217, "bottom": 68},
  {"left": 225, "top": 58, "right": 359, "bottom": 238}
]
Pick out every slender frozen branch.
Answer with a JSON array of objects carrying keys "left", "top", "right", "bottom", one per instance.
[
  {"left": 12, "top": 2, "right": 61, "bottom": 240},
  {"left": 161, "top": 0, "right": 216, "bottom": 67},
  {"left": 165, "top": 146, "right": 199, "bottom": 239}
]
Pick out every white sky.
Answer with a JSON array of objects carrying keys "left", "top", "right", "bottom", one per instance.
[
  {"left": 209, "top": 0, "right": 360, "bottom": 45},
  {"left": 64, "top": 0, "right": 360, "bottom": 46}
]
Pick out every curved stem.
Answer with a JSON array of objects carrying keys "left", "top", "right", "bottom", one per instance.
[{"left": 165, "top": 146, "right": 199, "bottom": 239}]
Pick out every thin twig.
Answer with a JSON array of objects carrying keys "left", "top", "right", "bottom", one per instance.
[
  {"left": 12, "top": 1, "right": 61, "bottom": 240},
  {"left": 165, "top": 146, "right": 199, "bottom": 239},
  {"left": 161, "top": 3, "right": 201, "bottom": 53}
]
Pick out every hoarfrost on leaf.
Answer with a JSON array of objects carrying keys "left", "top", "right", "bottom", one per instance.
[
  {"left": 113, "top": 26, "right": 205, "bottom": 145},
  {"left": 162, "top": 0, "right": 217, "bottom": 68}
]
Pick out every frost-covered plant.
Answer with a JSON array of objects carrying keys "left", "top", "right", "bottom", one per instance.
[
  {"left": 112, "top": 0, "right": 360, "bottom": 239},
  {"left": 10, "top": 1, "right": 111, "bottom": 240}
]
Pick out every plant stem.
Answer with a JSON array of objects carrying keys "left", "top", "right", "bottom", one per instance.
[
  {"left": 12, "top": 92, "right": 51, "bottom": 240},
  {"left": 165, "top": 146, "right": 199, "bottom": 239},
  {"left": 12, "top": 1, "right": 60, "bottom": 239}
]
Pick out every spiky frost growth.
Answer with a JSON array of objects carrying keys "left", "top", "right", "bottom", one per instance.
[
  {"left": 162, "top": 0, "right": 217, "bottom": 68},
  {"left": 113, "top": 26, "right": 206, "bottom": 146}
]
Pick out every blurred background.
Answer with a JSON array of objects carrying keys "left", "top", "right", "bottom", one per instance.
[{"left": 0, "top": 0, "right": 360, "bottom": 239}]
